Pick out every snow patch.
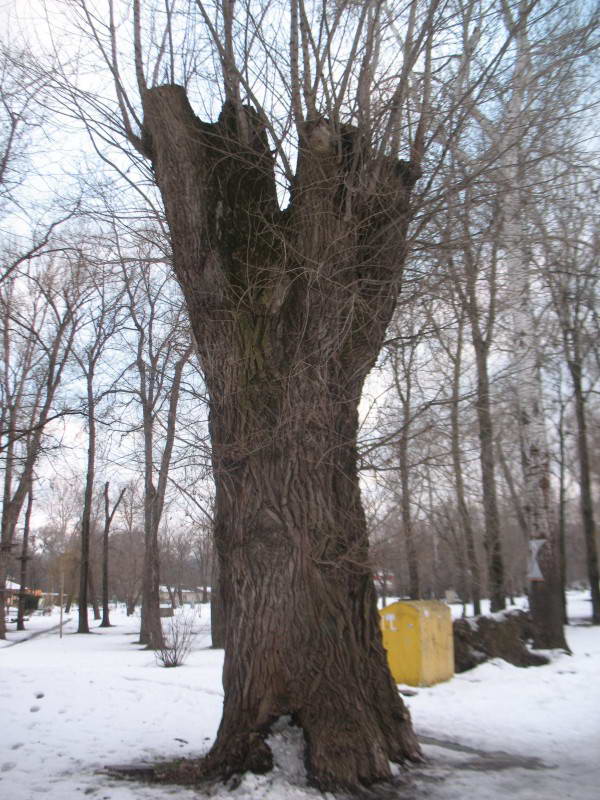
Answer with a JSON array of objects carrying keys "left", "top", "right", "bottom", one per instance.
[{"left": 1, "top": 595, "right": 599, "bottom": 799}]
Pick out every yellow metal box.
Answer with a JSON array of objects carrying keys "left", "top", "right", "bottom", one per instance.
[{"left": 379, "top": 600, "right": 454, "bottom": 687}]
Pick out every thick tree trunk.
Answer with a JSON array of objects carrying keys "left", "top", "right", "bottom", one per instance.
[
  {"left": 142, "top": 84, "right": 422, "bottom": 790},
  {"left": 206, "top": 393, "right": 421, "bottom": 788},
  {"left": 518, "top": 393, "right": 568, "bottom": 648},
  {"left": 0, "top": 452, "right": 37, "bottom": 639},
  {"left": 512, "top": 354, "right": 568, "bottom": 648}
]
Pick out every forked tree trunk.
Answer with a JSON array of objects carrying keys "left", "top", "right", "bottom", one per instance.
[
  {"left": 141, "top": 85, "right": 422, "bottom": 791},
  {"left": 101, "top": 483, "right": 127, "bottom": 628}
]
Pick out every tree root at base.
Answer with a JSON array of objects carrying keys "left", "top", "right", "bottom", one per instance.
[{"left": 105, "top": 730, "right": 423, "bottom": 796}]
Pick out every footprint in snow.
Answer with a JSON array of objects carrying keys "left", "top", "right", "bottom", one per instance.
[
  {"left": 11, "top": 744, "right": 24, "bottom": 750},
  {"left": 34, "top": 691, "right": 44, "bottom": 699},
  {"left": 30, "top": 705, "right": 40, "bottom": 713},
  {"left": 1, "top": 763, "right": 16, "bottom": 773}
]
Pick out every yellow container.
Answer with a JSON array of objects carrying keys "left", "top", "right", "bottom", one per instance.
[{"left": 379, "top": 600, "right": 454, "bottom": 687}]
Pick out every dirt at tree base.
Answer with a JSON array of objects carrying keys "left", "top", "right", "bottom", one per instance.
[{"left": 453, "top": 608, "right": 550, "bottom": 672}]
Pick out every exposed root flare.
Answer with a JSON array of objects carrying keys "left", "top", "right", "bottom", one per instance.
[
  {"left": 148, "top": 731, "right": 274, "bottom": 786},
  {"left": 110, "top": 714, "right": 422, "bottom": 795}
]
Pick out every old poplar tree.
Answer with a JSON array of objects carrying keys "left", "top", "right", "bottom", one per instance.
[{"left": 73, "top": 0, "right": 447, "bottom": 790}]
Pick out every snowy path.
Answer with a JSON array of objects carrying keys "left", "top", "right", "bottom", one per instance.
[{"left": 1, "top": 595, "right": 599, "bottom": 799}]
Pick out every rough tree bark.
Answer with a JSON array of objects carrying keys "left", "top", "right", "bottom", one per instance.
[
  {"left": 210, "top": 556, "right": 225, "bottom": 649},
  {"left": 141, "top": 85, "right": 422, "bottom": 790}
]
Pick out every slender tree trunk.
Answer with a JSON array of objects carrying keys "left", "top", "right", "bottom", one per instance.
[
  {"left": 78, "top": 371, "right": 96, "bottom": 634},
  {"left": 166, "top": 584, "right": 177, "bottom": 609},
  {"left": 450, "top": 319, "right": 481, "bottom": 615},
  {"left": 101, "top": 483, "right": 126, "bottom": 627},
  {"left": 496, "top": 439, "right": 528, "bottom": 541},
  {"left": 569, "top": 359, "right": 600, "bottom": 624},
  {"left": 16, "top": 487, "right": 34, "bottom": 631},
  {"left": 101, "top": 482, "right": 112, "bottom": 627},
  {"left": 126, "top": 594, "right": 139, "bottom": 616},
  {"left": 380, "top": 572, "right": 388, "bottom": 609},
  {"left": 0, "top": 439, "right": 16, "bottom": 640},
  {"left": 557, "top": 400, "right": 568, "bottom": 624},
  {"left": 88, "top": 569, "right": 101, "bottom": 621},
  {"left": 472, "top": 340, "right": 505, "bottom": 611},
  {"left": 399, "top": 424, "right": 420, "bottom": 599},
  {"left": 142, "top": 84, "right": 422, "bottom": 789},
  {"left": 459, "top": 220, "right": 506, "bottom": 613},
  {"left": 138, "top": 345, "right": 190, "bottom": 649}
]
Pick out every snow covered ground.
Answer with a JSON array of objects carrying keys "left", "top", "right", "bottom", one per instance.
[{"left": 1, "top": 592, "right": 598, "bottom": 800}]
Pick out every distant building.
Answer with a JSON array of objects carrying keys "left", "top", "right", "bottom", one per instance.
[
  {"left": 3, "top": 580, "right": 42, "bottom": 611},
  {"left": 158, "top": 586, "right": 209, "bottom": 607}
]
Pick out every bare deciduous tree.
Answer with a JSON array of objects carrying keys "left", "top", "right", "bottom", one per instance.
[{"left": 0, "top": 259, "right": 81, "bottom": 638}]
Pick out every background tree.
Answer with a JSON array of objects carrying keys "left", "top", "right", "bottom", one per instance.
[
  {"left": 73, "top": 252, "right": 125, "bottom": 633},
  {"left": 118, "top": 251, "right": 193, "bottom": 648},
  {"left": 539, "top": 174, "right": 600, "bottom": 623},
  {"left": 100, "top": 481, "right": 127, "bottom": 627},
  {"left": 0, "top": 257, "right": 81, "bottom": 638}
]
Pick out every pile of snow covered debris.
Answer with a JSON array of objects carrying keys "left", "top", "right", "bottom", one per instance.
[{"left": 453, "top": 608, "right": 549, "bottom": 672}]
